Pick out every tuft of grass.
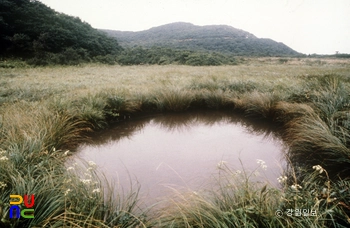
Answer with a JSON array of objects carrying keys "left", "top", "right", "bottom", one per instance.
[
  {"left": 153, "top": 162, "right": 350, "bottom": 227},
  {"left": 154, "top": 163, "right": 281, "bottom": 227},
  {"left": 234, "top": 91, "right": 280, "bottom": 119},
  {"left": 0, "top": 101, "right": 90, "bottom": 152},
  {"left": 224, "top": 80, "right": 258, "bottom": 93},
  {"left": 0, "top": 149, "right": 147, "bottom": 227},
  {"left": 274, "top": 75, "right": 350, "bottom": 179},
  {"left": 199, "top": 89, "right": 235, "bottom": 109},
  {"left": 152, "top": 87, "right": 195, "bottom": 112},
  {"left": 283, "top": 111, "right": 350, "bottom": 179},
  {"left": 45, "top": 160, "right": 147, "bottom": 228},
  {"left": 0, "top": 147, "right": 66, "bottom": 227}
]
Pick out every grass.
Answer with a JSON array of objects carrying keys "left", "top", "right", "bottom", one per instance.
[
  {"left": 0, "top": 57, "right": 350, "bottom": 227},
  {"left": 0, "top": 150, "right": 147, "bottom": 227},
  {"left": 153, "top": 162, "right": 350, "bottom": 227}
]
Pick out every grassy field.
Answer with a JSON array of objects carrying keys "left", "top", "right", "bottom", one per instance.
[{"left": 0, "top": 57, "right": 350, "bottom": 227}]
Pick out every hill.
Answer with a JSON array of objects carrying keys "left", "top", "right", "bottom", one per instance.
[
  {"left": 0, "top": 0, "right": 122, "bottom": 65},
  {"left": 103, "top": 22, "right": 300, "bottom": 56}
]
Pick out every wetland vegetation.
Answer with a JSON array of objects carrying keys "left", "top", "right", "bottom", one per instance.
[{"left": 0, "top": 58, "right": 350, "bottom": 227}]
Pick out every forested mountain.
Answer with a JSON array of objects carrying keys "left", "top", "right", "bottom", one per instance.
[
  {"left": 0, "top": 0, "right": 300, "bottom": 66},
  {"left": 103, "top": 22, "right": 300, "bottom": 56},
  {"left": 0, "top": 0, "right": 122, "bottom": 65}
]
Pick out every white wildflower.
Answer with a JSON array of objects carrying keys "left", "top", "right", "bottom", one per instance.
[
  {"left": 66, "top": 167, "right": 74, "bottom": 171},
  {"left": 80, "top": 179, "right": 92, "bottom": 184},
  {"left": 291, "top": 184, "right": 302, "bottom": 190},
  {"left": 88, "top": 161, "right": 96, "bottom": 168},
  {"left": 0, "top": 181, "right": 7, "bottom": 189},
  {"left": 0, "top": 156, "right": 8, "bottom": 161},
  {"left": 63, "top": 150, "right": 70, "bottom": 156},
  {"left": 256, "top": 159, "right": 266, "bottom": 166},
  {"left": 92, "top": 188, "right": 100, "bottom": 193},
  {"left": 277, "top": 176, "right": 288, "bottom": 183},
  {"left": 216, "top": 160, "right": 227, "bottom": 169},
  {"left": 232, "top": 170, "right": 242, "bottom": 177},
  {"left": 64, "top": 189, "right": 71, "bottom": 196},
  {"left": 256, "top": 159, "right": 267, "bottom": 170},
  {"left": 256, "top": 159, "right": 265, "bottom": 165},
  {"left": 312, "top": 165, "right": 324, "bottom": 174}
]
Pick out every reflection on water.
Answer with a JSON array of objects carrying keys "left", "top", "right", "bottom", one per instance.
[{"left": 75, "top": 110, "right": 286, "bottom": 201}]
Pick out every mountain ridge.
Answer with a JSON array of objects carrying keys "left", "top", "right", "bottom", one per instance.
[{"left": 103, "top": 22, "right": 301, "bottom": 56}]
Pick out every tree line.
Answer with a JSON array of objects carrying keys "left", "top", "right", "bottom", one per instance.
[
  {"left": 0, "top": 0, "right": 122, "bottom": 65},
  {"left": 117, "top": 46, "right": 238, "bottom": 66}
]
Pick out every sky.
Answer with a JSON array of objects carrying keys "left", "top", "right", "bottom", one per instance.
[{"left": 39, "top": 0, "right": 350, "bottom": 55}]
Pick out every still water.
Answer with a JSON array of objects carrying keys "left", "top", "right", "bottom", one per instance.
[{"left": 75, "top": 111, "right": 286, "bottom": 200}]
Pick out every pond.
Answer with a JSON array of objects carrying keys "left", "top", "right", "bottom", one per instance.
[{"left": 75, "top": 110, "right": 286, "bottom": 201}]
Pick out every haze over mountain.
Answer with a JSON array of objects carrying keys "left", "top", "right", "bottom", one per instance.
[{"left": 103, "top": 22, "right": 301, "bottom": 56}]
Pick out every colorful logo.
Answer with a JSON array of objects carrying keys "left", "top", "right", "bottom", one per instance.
[{"left": 9, "top": 195, "right": 35, "bottom": 219}]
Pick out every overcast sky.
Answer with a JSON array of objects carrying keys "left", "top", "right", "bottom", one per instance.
[{"left": 39, "top": 0, "right": 350, "bottom": 55}]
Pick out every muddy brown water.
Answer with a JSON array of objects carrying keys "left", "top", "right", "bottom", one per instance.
[{"left": 75, "top": 111, "right": 286, "bottom": 202}]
